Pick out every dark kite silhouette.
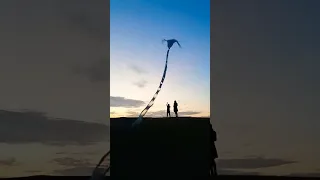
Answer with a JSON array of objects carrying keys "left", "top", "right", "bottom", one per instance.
[
  {"left": 91, "top": 39, "right": 181, "bottom": 179},
  {"left": 132, "top": 39, "right": 181, "bottom": 127}
]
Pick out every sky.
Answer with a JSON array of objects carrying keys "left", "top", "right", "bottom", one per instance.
[
  {"left": 110, "top": 0, "right": 210, "bottom": 118},
  {"left": 211, "top": 0, "right": 320, "bottom": 176},
  {"left": 0, "top": 0, "right": 320, "bottom": 177},
  {"left": 0, "top": 0, "right": 110, "bottom": 124},
  {"left": 0, "top": 0, "right": 110, "bottom": 177}
]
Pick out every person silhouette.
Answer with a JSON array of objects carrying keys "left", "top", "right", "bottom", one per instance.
[
  {"left": 173, "top": 100, "right": 178, "bottom": 117},
  {"left": 209, "top": 123, "right": 218, "bottom": 176},
  {"left": 166, "top": 103, "right": 171, "bottom": 117}
]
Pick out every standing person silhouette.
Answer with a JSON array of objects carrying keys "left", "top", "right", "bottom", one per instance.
[
  {"left": 166, "top": 103, "right": 171, "bottom": 117},
  {"left": 173, "top": 100, "right": 178, "bottom": 117}
]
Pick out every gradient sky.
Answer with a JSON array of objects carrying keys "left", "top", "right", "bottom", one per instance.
[
  {"left": 0, "top": 0, "right": 110, "bottom": 177},
  {"left": 0, "top": 0, "right": 109, "bottom": 124},
  {"left": 211, "top": 0, "right": 320, "bottom": 175},
  {"left": 1, "top": 0, "right": 320, "bottom": 177},
  {"left": 110, "top": 0, "right": 210, "bottom": 118}
]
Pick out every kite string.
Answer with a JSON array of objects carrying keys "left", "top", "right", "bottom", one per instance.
[{"left": 132, "top": 49, "right": 170, "bottom": 126}]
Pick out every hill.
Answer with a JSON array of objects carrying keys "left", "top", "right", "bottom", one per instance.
[{"left": 110, "top": 117, "right": 213, "bottom": 177}]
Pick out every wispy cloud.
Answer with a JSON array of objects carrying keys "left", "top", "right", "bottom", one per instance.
[
  {"left": 125, "top": 110, "right": 201, "bottom": 117},
  {"left": 24, "top": 170, "right": 43, "bottom": 174},
  {"left": 0, "top": 157, "right": 19, "bottom": 166},
  {"left": 125, "top": 110, "right": 139, "bottom": 117},
  {"left": 110, "top": 96, "right": 145, "bottom": 108},
  {"left": 289, "top": 172, "right": 320, "bottom": 177},
  {"left": 179, "top": 111, "right": 202, "bottom": 116},
  {"left": 51, "top": 157, "right": 109, "bottom": 176},
  {"left": 146, "top": 110, "right": 201, "bottom": 117},
  {"left": 53, "top": 167, "right": 96, "bottom": 176},
  {"left": 0, "top": 110, "right": 109, "bottom": 146},
  {"left": 52, "top": 157, "right": 93, "bottom": 167},
  {"left": 217, "top": 157, "right": 296, "bottom": 169},
  {"left": 217, "top": 169, "right": 260, "bottom": 176},
  {"left": 133, "top": 79, "right": 148, "bottom": 88},
  {"left": 51, "top": 157, "right": 95, "bottom": 176},
  {"left": 129, "top": 64, "right": 147, "bottom": 74},
  {"left": 56, "top": 0, "right": 109, "bottom": 42},
  {"left": 74, "top": 58, "right": 109, "bottom": 83}
]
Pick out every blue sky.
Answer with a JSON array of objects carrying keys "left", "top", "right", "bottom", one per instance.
[{"left": 110, "top": 0, "right": 210, "bottom": 117}]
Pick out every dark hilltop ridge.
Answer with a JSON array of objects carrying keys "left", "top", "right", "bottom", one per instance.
[{"left": 1, "top": 175, "right": 320, "bottom": 180}]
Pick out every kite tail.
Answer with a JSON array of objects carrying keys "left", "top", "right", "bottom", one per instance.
[
  {"left": 90, "top": 151, "right": 110, "bottom": 180},
  {"left": 132, "top": 49, "right": 170, "bottom": 127}
]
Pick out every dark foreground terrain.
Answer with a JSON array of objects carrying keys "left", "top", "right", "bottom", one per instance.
[
  {"left": 1, "top": 175, "right": 320, "bottom": 180},
  {"left": 110, "top": 117, "right": 211, "bottom": 177}
]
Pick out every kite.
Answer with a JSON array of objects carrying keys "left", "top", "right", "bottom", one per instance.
[
  {"left": 132, "top": 39, "right": 181, "bottom": 127},
  {"left": 90, "top": 39, "right": 181, "bottom": 179}
]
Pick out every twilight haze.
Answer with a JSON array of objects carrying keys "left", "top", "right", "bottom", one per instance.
[
  {"left": 212, "top": 0, "right": 320, "bottom": 176},
  {"left": 0, "top": 0, "right": 109, "bottom": 124},
  {"left": 0, "top": 0, "right": 109, "bottom": 177},
  {"left": 110, "top": 0, "right": 210, "bottom": 118}
]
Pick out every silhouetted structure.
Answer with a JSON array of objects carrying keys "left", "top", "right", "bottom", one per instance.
[
  {"left": 111, "top": 117, "right": 212, "bottom": 177},
  {"left": 166, "top": 103, "right": 171, "bottom": 117},
  {"left": 173, "top": 100, "right": 178, "bottom": 117}
]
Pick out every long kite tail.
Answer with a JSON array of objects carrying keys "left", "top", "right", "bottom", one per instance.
[
  {"left": 90, "top": 151, "right": 110, "bottom": 180},
  {"left": 132, "top": 49, "right": 170, "bottom": 127}
]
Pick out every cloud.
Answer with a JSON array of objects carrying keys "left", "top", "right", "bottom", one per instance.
[
  {"left": 289, "top": 172, "right": 320, "bottom": 177},
  {"left": 0, "top": 157, "right": 19, "bottom": 166},
  {"left": 217, "top": 169, "right": 260, "bottom": 175},
  {"left": 179, "top": 111, "right": 202, "bottom": 116},
  {"left": 74, "top": 58, "right": 109, "bottom": 83},
  {"left": 55, "top": 151, "right": 97, "bottom": 156},
  {"left": 110, "top": 96, "right": 145, "bottom": 108},
  {"left": 51, "top": 157, "right": 109, "bottom": 176},
  {"left": 126, "top": 111, "right": 139, "bottom": 117},
  {"left": 0, "top": 0, "right": 110, "bottom": 123},
  {"left": 0, "top": 110, "right": 109, "bottom": 146},
  {"left": 53, "top": 167, "right": 95, "bottom": 176},
  {"left": 0, "top": 0, "right": 109, "bottom": 43},
  {"left": 53, "top": 166, "right": 110, "bottom": 176},
  {"left": 129, "top": 64, "right": 147, "bottom": 74},
  {"left": 55, "top": 0, "right": 109, "bottom": 42},
  {"left": 24, "top": 170, "right": 43, "bottom": 174},
  {"left": 52, "top": 157, "right": 93, "bottom": 167},
  {"left": 133, "top": 80, "right": 148, "bottom": 88},
  {"left": 144, "top": 110, "right": 201, "bottom": 117},
  {"left": 52, "top": 157, "right": 94, "bottom": 176},
  {"left": 217, "top": 157, "right": 296, "bottom": 169}
]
